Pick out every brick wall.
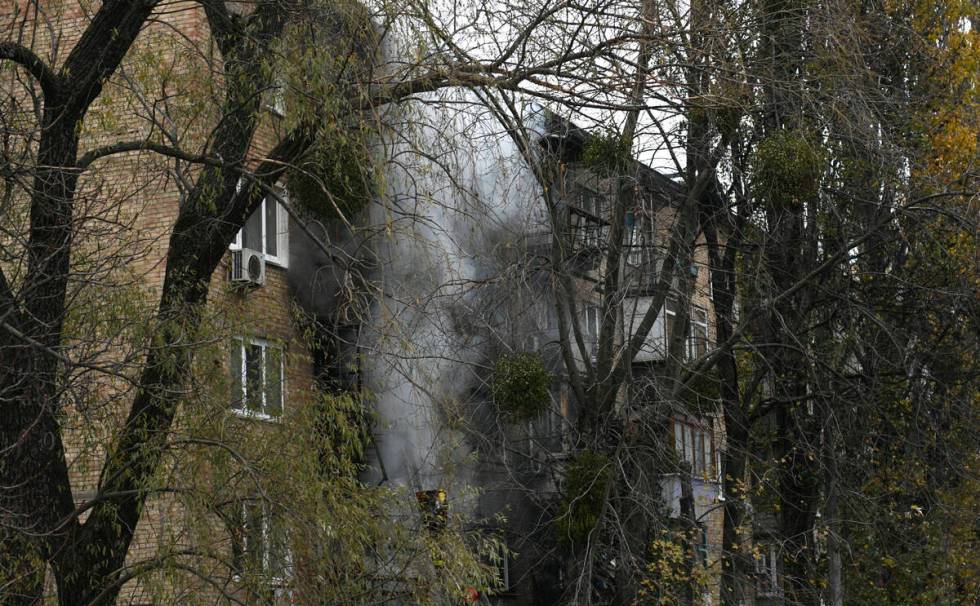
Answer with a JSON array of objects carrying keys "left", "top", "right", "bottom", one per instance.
[{"left": 2, "top": 3, "right": 317, "bottom": 602}]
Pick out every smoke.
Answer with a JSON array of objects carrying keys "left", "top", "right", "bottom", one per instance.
[
  {"left": 359, "top": 92, "right": 545, "bottom": 499},
  {"left": 287, "top": 83, "right": 550, "bottom": 515}
]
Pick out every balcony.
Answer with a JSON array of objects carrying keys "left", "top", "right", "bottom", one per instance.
[
  {"left": 522, "top": 197, "right": 608, "bottom": 277},
  {"left": 623, "top": 296, "right": 667, "bottom": 362},
  {"left": 623, "top": 255, "right": 660, "bottom": 295}
]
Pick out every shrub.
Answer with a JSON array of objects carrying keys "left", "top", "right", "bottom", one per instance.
[
  {"left": 491, "top": 351, "right": 551, "bottom": 421},
  {"left": 555, "top": 450, "right": 611, "bottom": 547},
  {"left": 751, "top": 129, "right": 823, "bottom": 207},
  {"left": 636, "top": 529, "right": 709, "bottom": 605},
  {"left": 286, "top": 127, "right": 371, "bottom": 224},
  {"left": 582, "top": 132, "right": 631, "bottom": 176}
]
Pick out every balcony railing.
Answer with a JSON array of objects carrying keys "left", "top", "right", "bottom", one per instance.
[{"left": 623, "top": 254, "right": 659, "bottom": 294}]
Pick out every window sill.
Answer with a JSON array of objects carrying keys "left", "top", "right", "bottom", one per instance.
[
  {"left": 265, "top": 257, "right": 288, "bottom": 270},
  {"left": 230, "top": 408, "right": 282, "bottom": 423},
  {"left": 661, "top": 472, "right": 722, "bottom": 485},
  {"left": 233, "top": 573, "right": 290, "bottom": 584}
]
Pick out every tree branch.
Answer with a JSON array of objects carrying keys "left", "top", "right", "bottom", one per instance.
[
  {"left": 59, "top": 0, "right": 159, "bottom": 117},
  {"left": 0, "top": 41, "right": 62, "bottom": 98},
  {"left": 198, "top": 0, "right": 243, "bottom": 57},
  {"left": 75, "top": 140, "right": 226, "bottom": 171},
  {"left": 0, "top": 267, "right": 19, "bottom": 325},
  {"left": 69, "top": 9, "right": 298, "bottom": 598}
]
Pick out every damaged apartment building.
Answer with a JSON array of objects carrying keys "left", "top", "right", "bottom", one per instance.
[{"left": 289, "top": 100, "right": 730, "bottom": 604}]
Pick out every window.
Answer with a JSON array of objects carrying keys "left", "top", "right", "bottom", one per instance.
[
  {"left": 568, "top": 188, "right": 607, "bottom": 251},
  {"left": 688, "top": 306, "right": 709, "bottom": 359},
  {"left": 664, "top": 299, "right": 710, "bottom": 360},
  {"left": 528, "top": 402, "right": 563, "bottom": 472},
  {"left": 570, "top": 209, "right": 602, "bottom": 249},
  {"left": 487, "top": 540, "right": 512, "bottom": 594},
  {"left": 672, "top": 417, "right": 715, "bottom": 478},
  {"left": 578, "top": 190, "right": 600, "bottom": 219},
  {"left": 233, "top": 500, "right": 291, "bottom": 581},
  {"left": 231, "top": 185, "right": 289, "bottom": 268},
  {"left": 626, "top": 222, "right": 643, "bottom": 268},
  {"left": 585, "top": 304, "right": 600, "bottom": 351},
  {"left": 755, "top": 543, "right": 780, "bottom": 597},
  {"left": 664, "top": 297, "right": 678, "bottom": 354},
  {"left": 523, "top": 333, "right": 541, "bottom": 352},
  {"left": 230, "top": 338, "right": 284, "bottom": 419}
]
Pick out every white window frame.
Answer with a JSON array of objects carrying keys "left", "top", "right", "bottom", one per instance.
[
  {"left": 626, "top": 222, "right": 643, "bottom": 268},
  {"left": 230, "top": 337, "right": 285, "bottom": 421},
  {"left": 230, "top": 183, "right": 290, "bottom": 268},
  {"left": 665, "top": 300, "right": 710, "bottom": 360},
  {"left": 687, "top": 306, "right": 709, "bottom": 360},
  {"left": 664, "top": 297, "right": 678, "bottom": 355},
  {"left": 527, "top": 400, "right": 560, "bottom": 474},
  {"left": 526, "top": 418, "right": 537, "bottom": 471},
  {"left": 268, "top": 76, "right": 286, "bottom": 117},
  {"left": 235, "top": 500, "right": 292, "bottom": 585},
  {"left": 672, "top": 417, "right": 715, "bottom": 479}
]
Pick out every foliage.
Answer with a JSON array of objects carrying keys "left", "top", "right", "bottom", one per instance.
[
  {"left": 491, "top": 351, "right": 551, "bottom": 422},
  {"left": 279, "top": 0, "right": 377, "bottom": 224},
  {"left": 555, "top": 450, "right": 611, "bottom": 547},
  {"left": 286, "top": 122, "right": 373, "bottom": 224},
  {"left": 582, "top": 132, "right": 632, "bottom": 176},
  {"left": 750, "top": 129, "right": 823, "bottom": 207},
  {"left": 123, "top": 312, "right": 497, "bottom": 605},
  {"left": 636, "top": 529, "right": 709, "bottom": 606},
  {"left": 1, "top": 0, "right": 977, "bottom": 603},
  {"left": 830, "top": 3, "right": 980, "bottom": 603}
]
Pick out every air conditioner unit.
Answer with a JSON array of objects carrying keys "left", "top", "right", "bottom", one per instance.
[{"left": 229, "top": 247, "right": 266, "bottom": 287}]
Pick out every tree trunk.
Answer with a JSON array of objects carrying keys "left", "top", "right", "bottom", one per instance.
[
  {"left": 680, "top": 472, "right": 698, "bottom": 606},
  {"left": 825, "top": 435, "right": 843, "bottom": 606}
]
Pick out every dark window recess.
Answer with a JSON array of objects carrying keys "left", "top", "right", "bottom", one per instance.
[
  {"left": 696, "top": 524, "right": 709, "bottom": 566},
  {"left": 486, "top": 540, "right": 512, "bottom": 594},
  {"left": 245, "top": 343, "right": 263, "bottom": 412},
  {"left": 265, "top": 199, "right": 278, "bottom": 257},
  {"left": 243, "top": 208, "right": 263, "bottom": 250}
]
